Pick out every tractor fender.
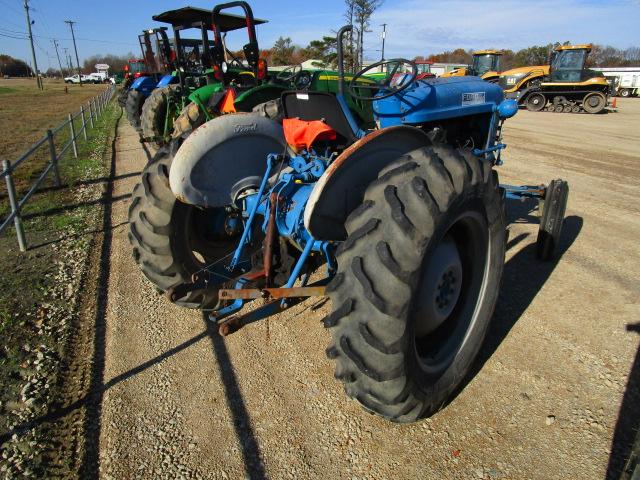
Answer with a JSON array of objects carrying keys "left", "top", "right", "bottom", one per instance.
[
  {"left": 156, "top": 74, "right": 178, "bottom": 88},
  {"left": 188, "top": 82, "right": 225, "bottom": 105},
  {"left": 304, "top": 125, "right": 431, "bottom": 241},
  {"left": 169, "top": 113, "right": 289, "bottom": 208},
  {"left": 131, "top": 75, "right": 158, "bottom": 97}
]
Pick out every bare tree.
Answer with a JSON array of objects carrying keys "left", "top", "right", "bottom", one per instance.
[
  {"left": 344, "top": 0, "right": 356, "bottom": 71},
  {"left": 353, "top": 0, "right": 383, "bottom": 68}
]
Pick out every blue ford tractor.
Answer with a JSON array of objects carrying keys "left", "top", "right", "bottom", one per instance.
[{"left": 130, "top": 26, "right": 569, "bottom": 423}]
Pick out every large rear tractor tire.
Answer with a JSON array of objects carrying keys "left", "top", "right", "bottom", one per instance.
[
  {"left": 324, "top": 145, "right": 506, "bottom": 423},
  {"left": 142, "top": 84, "right": 181, "bottom": 149},
  {"left": 582, "top": 92, "right": 607, "bottom": 114},
  {"left": 128, "top": 147, "right": 238, "bottom": 309},
  {"left": 125, "top": 89, "right": 145, "bottom": 131}
]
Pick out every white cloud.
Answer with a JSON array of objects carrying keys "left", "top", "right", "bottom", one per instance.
[{"left": 365, "top": 0, "right": 640, "bottom": 57}]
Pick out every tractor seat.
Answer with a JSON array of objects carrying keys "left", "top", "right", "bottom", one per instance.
[{"left": 281, "top": 91, "right": 358, "bottom": 147}]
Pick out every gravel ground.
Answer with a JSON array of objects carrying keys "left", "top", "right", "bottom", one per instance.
[{"left": 98, "top": 99, "right": 640, "bottom": 480}]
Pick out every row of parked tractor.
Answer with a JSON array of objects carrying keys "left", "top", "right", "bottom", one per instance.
[{"left": 119, "top": 1, "right": 569, "bottom": 424}]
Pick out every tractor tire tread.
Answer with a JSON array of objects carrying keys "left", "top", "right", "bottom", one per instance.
[{"left": 325, "top": 144, "right": 505, "bottom": 423}]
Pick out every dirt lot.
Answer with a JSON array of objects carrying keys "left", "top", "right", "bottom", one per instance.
[{"left": 95, "top": 100, "right": 640, "bottom": 479}]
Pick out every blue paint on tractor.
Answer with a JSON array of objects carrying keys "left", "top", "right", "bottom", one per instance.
[
  {"left": 156, "top": 74, "right": 178, "bottom": 88},
  {"left": 130, "top": 75, "right": 159, "bottom": 98},
  {"left": 373, "top": 76, "right": 504, "bottom": 128}
]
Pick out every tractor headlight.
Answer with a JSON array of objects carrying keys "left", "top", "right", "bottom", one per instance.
[{"left": 221, "top": 61, "right": 228, "bottom": 74}]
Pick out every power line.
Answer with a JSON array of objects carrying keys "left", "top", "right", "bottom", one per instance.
[
  {"left": 0, "top": 26, "right": 27, "bottom": 35},
  {"left": 0, "top": 15, "right": 27, "bottom": 31},
  {"left": 0, "top": 31, "right": 27, "bottom": 39},
  {"left": 0, "top": 27, "right": 137, "bottom": 47}
]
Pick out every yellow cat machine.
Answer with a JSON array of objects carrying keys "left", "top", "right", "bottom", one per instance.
[
  {"left": 500, "top": 44, "right": 609, "bottom": 114},
  {"left": 441, "top": 50, "right": 503, "bottom": 82}
]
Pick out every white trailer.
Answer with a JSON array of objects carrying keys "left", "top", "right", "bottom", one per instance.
[{"left": 594, "top": 67, "right": 640, "bottom": 97}]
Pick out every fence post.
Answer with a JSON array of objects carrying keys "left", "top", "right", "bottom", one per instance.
[
  {"left": 46, "top": 130, "right": 62, "bottom": 187},
  {"left": 80, "top": 106, "right": 88, "bottom": 141},
  {"left": 68, "top": 114, "right": 78, "bottom": 159},
  {"left": 2, "top": 160, "right": 27, "bottom": 252},
  {"left": 88, "top": 100, "right": 95, "bottom": 128}
]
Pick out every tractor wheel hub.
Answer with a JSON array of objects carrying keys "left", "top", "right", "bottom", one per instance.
[{"left": 414, "top": 235, "right": 463, "bottom": 337}]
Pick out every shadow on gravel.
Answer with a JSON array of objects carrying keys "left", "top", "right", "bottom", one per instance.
[
  {"left": 77, "top": 107, "right": 122, "bottom": 479},
  {"left": 30, "top": 221, "right": 129, "bottom": 250},
  {"left": 460, "top": 208, "right": 584, "bottom": 395},
  {"left": 607, "top": 323, "right": 640, "bottom": 480},
  {"left": 23, "top": 193, "right": 131, "bottom": 221},
  {"left": 0, "top": 113, "right": 123, "bottom": 477},
  {"left": 202, "top": 313, "right": 267, "bottom": 480},
  {"left": 26, "top": 171, "right": 142, "bottom": 195}
]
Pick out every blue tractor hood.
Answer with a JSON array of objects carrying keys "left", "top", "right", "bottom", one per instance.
[
  {"left": 374, "top": 76, "right": 504, "bottom": 128},
  {"left": 130, "top": 75, "right": 159, "bottom": 97}
]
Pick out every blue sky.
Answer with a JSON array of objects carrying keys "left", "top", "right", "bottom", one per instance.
[{"left": 1, "top": 0, "right": 639, "bottom": 70}]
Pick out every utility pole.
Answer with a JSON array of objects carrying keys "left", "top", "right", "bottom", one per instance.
[
  {"left": 64, "top": 20, "right": 82, "bottom": 86},
  {"left": 52, "top": 39, "right": 64, "bottom": 77},
  {"left": 380, "top": 24, "right": 387, "bottom": 61},
  {"left": 23, "top": 0, "right": 42, "bottom": 89},
  {"left": 63, "top": 48, "right": 72, "bottom": 71}
]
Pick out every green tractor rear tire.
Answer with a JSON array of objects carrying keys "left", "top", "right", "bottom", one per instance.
[
  {"left": 141, "top": 84, "right": 181, "bottom": 149},
  {"left": 324, "top": 145, "right": 506, "bottom": 423},
  {"left": 125, "top": 89, "right": 145, "bottom": 132}
]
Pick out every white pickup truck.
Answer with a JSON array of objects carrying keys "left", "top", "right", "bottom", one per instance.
[{"left": 64, "top": 74, "right": 93, "bottom": 84}]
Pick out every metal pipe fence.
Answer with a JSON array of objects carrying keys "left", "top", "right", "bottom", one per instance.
[{"left": 1, "top": 84, "right": 116, "bottom": 252}]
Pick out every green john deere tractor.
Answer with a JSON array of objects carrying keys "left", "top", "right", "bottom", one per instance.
[{"left": 139, "top": 5, "right": 273, "bottom": 148}]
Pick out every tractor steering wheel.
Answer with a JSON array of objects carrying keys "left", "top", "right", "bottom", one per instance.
[
  {"left": 276, "top": 65, "right": 300, "bottom": 82},
  {"left": 275, "top": 65, "right": 312, "bottom": 90},
  {"left": 349, "top": 59, "right": 418, "bottom": 101}
]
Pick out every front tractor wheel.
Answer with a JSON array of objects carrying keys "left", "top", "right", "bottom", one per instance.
[
  {"left": 125, "top": 89, "right": 145, "bottom": 132},
  {"left": 582, "top": 92, "right": 607, "bottom": 114},
  {"left": 325, "top": 145, "right": 506, "bottom": 423},
  {"left": 526, "top": 92, "right": 546, "bottom": 112}
]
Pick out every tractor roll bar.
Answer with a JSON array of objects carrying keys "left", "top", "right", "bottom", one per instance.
[
  {"left": 337, "top": 25, "right": 352, "bottom": 96},
  {"left": 211, "top": 1, "right": 260, "bottom": 75}
]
